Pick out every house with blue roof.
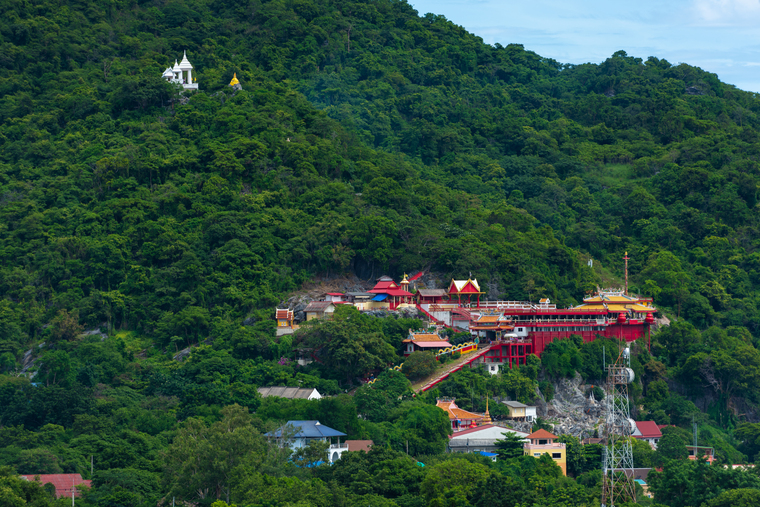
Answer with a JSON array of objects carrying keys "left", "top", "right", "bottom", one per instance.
[{"left": 269, "top": 420, "right": 348, "bottom": 463}]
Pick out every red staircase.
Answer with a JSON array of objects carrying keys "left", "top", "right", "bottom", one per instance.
[{"left": 419, "top": 344, "right": 493, "bottom": 392}]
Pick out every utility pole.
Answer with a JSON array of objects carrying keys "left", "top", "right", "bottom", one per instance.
[{"left": 624, "top": 252, "right": 629, "bottom": 296}]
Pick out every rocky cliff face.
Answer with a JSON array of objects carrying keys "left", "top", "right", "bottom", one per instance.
[{"left": 509, "top": 373, "right": 604, "bottom": 439}]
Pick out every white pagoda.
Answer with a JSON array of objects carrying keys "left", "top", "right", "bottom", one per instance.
[{"left": 162, "top": 51, "right": 198, "bottom": 90}]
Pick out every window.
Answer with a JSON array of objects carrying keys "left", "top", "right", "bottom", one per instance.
[
  {"left": 534, "top": 453, "right": 541, "bottom": 457},
  {"left": 552, "top": 453, "right": 562, "bottom": 459}
]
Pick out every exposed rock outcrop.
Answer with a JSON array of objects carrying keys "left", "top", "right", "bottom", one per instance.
[{"left": 509, "top": 373, "right": 604, "bottom": 439}]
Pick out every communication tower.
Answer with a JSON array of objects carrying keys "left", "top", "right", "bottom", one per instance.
[{"left": 601, "top": 344, "right": 636, "bottom": 506}]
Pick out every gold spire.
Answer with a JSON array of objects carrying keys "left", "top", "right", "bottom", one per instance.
[
  {"left": 482, "top": 397, "right": 492, "bottom": 424},
  {"left": 229, "top": 73, "right": 240, "bottom": 86}
]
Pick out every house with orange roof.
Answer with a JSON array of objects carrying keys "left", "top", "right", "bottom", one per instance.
[
  {"left": 403, "top": 329, "right": 452, "bottom": 356},
  {"left": 524, "top": 429, "right": 567, "bottom": 475},
  {"left": 436, "top": 398, "right": 486, "bottom": 431}
]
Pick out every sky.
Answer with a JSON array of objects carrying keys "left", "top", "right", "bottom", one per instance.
[{"left": 409, "top": 0, "right": 760, "bottom": 93}]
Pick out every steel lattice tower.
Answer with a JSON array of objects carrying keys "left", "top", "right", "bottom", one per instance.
[{"left": 601, "top": 345, "right": 636, "bottom": 507}]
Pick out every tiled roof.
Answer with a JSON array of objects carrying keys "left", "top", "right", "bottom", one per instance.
[
  {"left": 257, "top": 387, "right": 319, "bottom": 399},
  {"left": 270, "top": 420, "right": 346, "bottom": 438},
  {"left": 447, "top": 423, "right": 529, "bottom": 439},
  {"left": 409, "top": 333, "right": 445, "bottom": 341},
  {"left": 276, "top": 309, "right": 293, "bottom": 319},
  {"left": 503, "top": 401, "right": 530, "bottom": 408},
  {"left": 634, "top": 421, "right": 662, "bottom": 439},
  {"left": 477, "top": 315, "right": 500, "bottom": 323},
  {"left": 527, "top": 429, "right": 558, "bottom": 440},
  {"left": 304, "top": 301, "right": 334, "bottom": 312},
  {"left": 20, "top": 474, "right": 91, "bottom": 498},
  {"left": 368, "top": 288, "right": 414, "bottom": 296},
  {"left": 371, "top": 280, "right": 398, "bottom": 290},
  {"left": 346, "top": 440, "right": 373, "bottom": 452},
  {"left": 418, "top": 289, "right": 447, "bottom": 297},
  {"left": 436, "top": 400, "right": 483, "bottom": 421},
  {"left": 414, "top": 341, "right": 453, "bottom": 347},
  {"left": 449, "top": 279, "right": 482, "bottom": 293}
]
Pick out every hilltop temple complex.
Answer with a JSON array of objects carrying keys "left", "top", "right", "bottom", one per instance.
[{"left": 281, "top": 269, "right": 657, "bottom": 375}]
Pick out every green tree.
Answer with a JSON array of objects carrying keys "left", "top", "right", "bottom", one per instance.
[
  {"left": 655, "top": 426, "right": 689, "bottom": 464},
  {"left": 420, "top": 458, "right": 491, "bottom": 506},
  {"left": 494, "top": 431, "right": 526, "bottom": 460},
  {"left": 557, "top": 434, "right": 585, "bottom": 476},
  {"left": 401, "top": 351, "right": 438, "bottom": 381},
  {"left": 163, "top": 405, "right": 268, "bottom": 505},
  {"left": 704, "top": 488, "right": 760, "bottom": 507},
  {"left": 295, "top": 306, "right": 396, "bottom": 385}
]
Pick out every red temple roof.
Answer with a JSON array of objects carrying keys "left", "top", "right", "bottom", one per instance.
[
  {"left": 368, "top": 288, "right": 414, "bottom": 297},
  {"left": 448, "top": 279, "right": 483, "bottom": 294},
  {"left": 20, "top": 474, "right": 91, "bottom": 498}
]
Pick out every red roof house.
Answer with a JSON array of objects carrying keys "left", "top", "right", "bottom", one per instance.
[
  {"left": 633, "top": 421, "right": 662, "bottom": 448},
  {"left": 20, "top": 474, "right": 91, "bottom": 498}
]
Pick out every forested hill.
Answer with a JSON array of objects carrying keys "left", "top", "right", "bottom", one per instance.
[
  {"left": 0, "top": 0, "right": 758, "bottom": 343},
  {"left": 3, "top": 1, "right": 760, "bottom": 506}
]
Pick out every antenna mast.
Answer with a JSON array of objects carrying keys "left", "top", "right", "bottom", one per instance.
[{"left": 601, "top": 341, "right": 636, "bottom": 507}]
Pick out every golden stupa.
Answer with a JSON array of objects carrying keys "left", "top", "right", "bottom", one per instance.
[{"left": 229, "top": 73, "right": 240, "bottom": 86}]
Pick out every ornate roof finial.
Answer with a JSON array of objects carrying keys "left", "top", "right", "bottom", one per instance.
[{"left": 229, "top": 73, "right": 240, "bottom": 86}]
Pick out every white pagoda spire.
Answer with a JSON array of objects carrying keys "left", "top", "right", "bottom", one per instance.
[
  {"left": 164, "top": 53, "right": 198, "bottom": 90},
  {"left": 178, "top": 50, "right": 193, "bottom": 86}
]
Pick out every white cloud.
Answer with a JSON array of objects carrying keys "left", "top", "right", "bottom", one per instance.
[{"left": 693, "top": 0, "right": 760, "bottom": 25}]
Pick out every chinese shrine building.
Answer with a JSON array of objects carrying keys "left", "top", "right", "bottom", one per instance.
[
  {"left": 436, "top": 398, "right": 487, "bottom": 431},
  {"left": 403, "top": 329, "right": 452, "bottom": 356},
  {"left": 368, "top": 275, "right": 414, "bottom": 310}
]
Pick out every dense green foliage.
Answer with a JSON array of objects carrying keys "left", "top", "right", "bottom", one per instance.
[{"left": 2, "top": 0, "right": 760, "bottom": 505}]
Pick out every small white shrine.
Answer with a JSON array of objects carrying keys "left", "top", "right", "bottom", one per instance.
[{"left": 161, "top": 51, "right": 198, "bottom": 90}]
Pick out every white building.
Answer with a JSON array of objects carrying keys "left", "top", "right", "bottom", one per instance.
[
  {"left": 161, "top": 51, "right": 198, "bottom": 90},
  {"left": 448, "top": 424, "right": 529, "bottom": 454}
]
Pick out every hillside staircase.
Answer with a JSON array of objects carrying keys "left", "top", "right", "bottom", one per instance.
[{"left": 418, "top": 343, "right": 493, "bottom": 392}]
